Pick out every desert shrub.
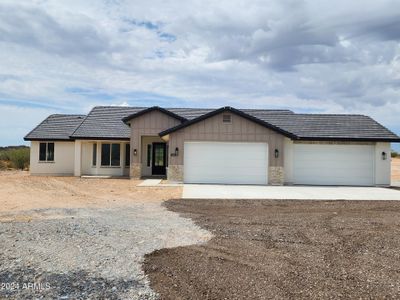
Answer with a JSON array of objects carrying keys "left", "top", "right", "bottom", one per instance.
[
  {"left": 8, "top": 148, "right": 30, "bottom": 170},
  {"left": 392, "top": 151, "right": 399, "bottom": 158},
  {"left": 0, "top": 150, "right": 10, "bottom": 161},
  {"left": 0, "top": 160, "right": 7, "bottom": 170}
]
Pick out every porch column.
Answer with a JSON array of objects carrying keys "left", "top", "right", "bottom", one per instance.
[
  {"left": 74, "top": 140, "right": 82, "bottom": 177},
  {"left": 120, "top": 142, "right": 124, "bottom": 176},
  {"left": 130, "top": 131, "right": 141, "bottom": 179},
  {"left": 96, "top": 141, "right": 101, "bottom": 175}
]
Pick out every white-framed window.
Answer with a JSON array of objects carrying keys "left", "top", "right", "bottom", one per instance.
[
  {"left": 39, "top": 142, "right": 54, "bottom": 162},
  {"left": 92, "top": 143, "right": 97, "bottom": 166}
]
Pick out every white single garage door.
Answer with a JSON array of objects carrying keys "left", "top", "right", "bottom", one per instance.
[
  {"left": 184, "top": 142, "right": 268, "bottom": 184},
  {"left": 293, "top": 144, "right": 374, "bottom": 186}
]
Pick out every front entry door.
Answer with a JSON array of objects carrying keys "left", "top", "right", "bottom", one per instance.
[{"left": 152, "top": 143, "right": 167, "bottom": 175}]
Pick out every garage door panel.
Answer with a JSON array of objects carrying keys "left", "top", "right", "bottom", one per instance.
[
  {"left": 293, "top": 144, "right": 374, "bottom": 186},
  {"left": 184, "top": 142, "right": 268, "bottom": 184}
]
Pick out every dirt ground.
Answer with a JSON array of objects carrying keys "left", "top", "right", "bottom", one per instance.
[
  {"left": 0, "top": 171, "right": 181, "bottom": 215},
  {"left": 144, "top": 199, "right": 400, "bottom": 299},
  {"left": 0, "top": 172, "right": 212, "bottom": 299},
  {"left": 392, "top": 157, "right": 400, "bottom": 184}
]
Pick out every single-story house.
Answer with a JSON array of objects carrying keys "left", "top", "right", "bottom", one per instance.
[{"left": 24, "top": 106, "right": 400, "bottom": 186}]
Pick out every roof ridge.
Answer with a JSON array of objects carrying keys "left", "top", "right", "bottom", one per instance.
[
  {"left": 69, "top": 108, "right": 95, "bottom": 137},
  {"left": 89, "top": 105, "right": 294, "bottom": 111},
  {"left": 24, "top": 115, "right": 53, "bottom": 140},
  {"left": 49, "top": 114, "right": 86, "bottom": 117},
  {"left": 92, "top": 106, "right": 148, "bottom": 109},
  {"left": 24, "top": 114, "right": 86, "bottom": 141}
]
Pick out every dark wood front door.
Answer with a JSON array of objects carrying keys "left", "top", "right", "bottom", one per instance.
[{"left": 152, "top": 143, "right": 166, "bottom": 175}]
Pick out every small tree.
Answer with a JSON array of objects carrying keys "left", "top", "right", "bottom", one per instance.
[
  {"left": 8, "top": 148, "right": 30, "bottom": 170},
  {"left": 392, "top": 151, "right": 398, "bottom": 158}
]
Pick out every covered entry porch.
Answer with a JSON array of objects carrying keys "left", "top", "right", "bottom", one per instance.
[
  {"left": 74, "top": 140, "right": 130, "bottom": 177},
  {"left": 131, "top": 136, "right": 169, "bottom": 179}
]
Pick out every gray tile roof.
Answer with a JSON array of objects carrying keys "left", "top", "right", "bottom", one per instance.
[
  {"left": 26, "top": 106, "right": 400, "bottom": 142},
  {"left": 246, "top": 112, "right": 400, "bottom": 141},
  {"left": 166, "top": 108, "right": 217, "bottom": 120},
  {"left": 24, "top": 114, "right": 86, "bottom": 141},
  {"left": 71, "top": 106, "right": 144, "bottom": 139}
]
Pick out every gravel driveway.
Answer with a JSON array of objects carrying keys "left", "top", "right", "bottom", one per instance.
[{"left": 0, "top": 203, "right": 211, "bottom": 299}]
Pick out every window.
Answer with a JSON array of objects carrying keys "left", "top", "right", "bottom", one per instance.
[
  {"left": 111, "top": 144, "right": 120, "bottom": 166},
  {"left": 39, "top": 143, "right": 46, "bottom": 161},
  {"left": 39, "top": 142, "right": 54, "bottom": 162},
  {"left": 147, "top": 144, "right": 152, "bottom": 167},
  {"left": 101, "top": 143, "right": 121, "bottom": 167},
  {"left": 125, "top": 144, "right": 130, "bottom": 167},
  {"left": 92, "top": 144, "right": 97, "bottom": 166},
  {"left": 222, "top": 114, "right": 232, "bottom": 123},
  {"left": 101, "top": 144, "right": 110, "bottom": 166}
]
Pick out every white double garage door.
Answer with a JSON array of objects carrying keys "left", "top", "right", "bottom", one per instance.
[{"left": 183, "top": 142, "right": 375, "bottom": 186}]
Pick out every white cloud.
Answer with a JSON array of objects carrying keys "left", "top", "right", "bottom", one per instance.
[{"left": 0, "top": 0, "right": 399, "bottom": 146}]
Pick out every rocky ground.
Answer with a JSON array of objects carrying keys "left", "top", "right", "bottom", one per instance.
[
  {"left": 144, "top": 199, "right": 400, "bottom": 299},
  {"left": 0, "top": 172, "right": 211, "bottom": 299}
]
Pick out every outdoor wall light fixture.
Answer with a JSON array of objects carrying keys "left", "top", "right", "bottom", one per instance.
[
  {"left": 274, "top": 149, "right": 279, "bottom": 158},
  {"left": 382, "top": 151, "right": 387, "bottom": 160},
  {"left": 133, "top": 149, "right": 137, "bottom": 156},
  {"left": 175, "top": 147, "right": 179, "bottom": 156}
]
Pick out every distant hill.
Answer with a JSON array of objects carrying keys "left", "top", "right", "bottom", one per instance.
[{"left": 0, "top": 145, "right": 30, "bottom": 151}]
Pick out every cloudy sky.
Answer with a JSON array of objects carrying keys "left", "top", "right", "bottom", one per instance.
[{"left": 0, "top": 0, "right": 400, "bottom": 149}]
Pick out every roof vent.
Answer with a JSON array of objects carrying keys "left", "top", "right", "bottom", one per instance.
[{"left": 222, "top": 114, "right": 232, "bottom": 123}]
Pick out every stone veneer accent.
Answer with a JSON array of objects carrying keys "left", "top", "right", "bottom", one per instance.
[
  {"left": 269, "top": 166, "right": 284, "bottom": 185},
  {"left": 130, "top": 163, "right": 141, "bottom": 179},
  {"left": 167, "top": 165, "right": 183, "bottom": 182}
]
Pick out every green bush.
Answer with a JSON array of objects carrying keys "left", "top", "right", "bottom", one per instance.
[
  {"left": 392, "top": 151, "right": 399, "bottom": 158},
  {"left": 8, "top": 148, "right": 30, "bottom": 170}
]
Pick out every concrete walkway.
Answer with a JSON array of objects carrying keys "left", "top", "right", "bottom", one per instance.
[
  {"left": 183, "top": 184, "right": 400, "bottom": 200},
  {"left": 137, "top": 179, "right": 162, "bottom": 186}
]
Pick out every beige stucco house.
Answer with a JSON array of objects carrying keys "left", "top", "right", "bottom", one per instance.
[{"left": 25, "top": 106, "right": 400, "bottom": 186}]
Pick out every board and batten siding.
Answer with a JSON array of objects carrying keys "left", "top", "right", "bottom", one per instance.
[
  {"left": 168, "top": 112, "right": 285, "bottom": 167},
  {"left": 128, "top": 110, "right": 181, "bottom": 177}
]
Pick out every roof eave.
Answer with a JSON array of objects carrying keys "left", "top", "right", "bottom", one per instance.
[
  {"left": 295, "top": 136, "right": 400, "bottom": 143},
  {"left": 24, "top": 137, "right": 75, "bottom": 142}
]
